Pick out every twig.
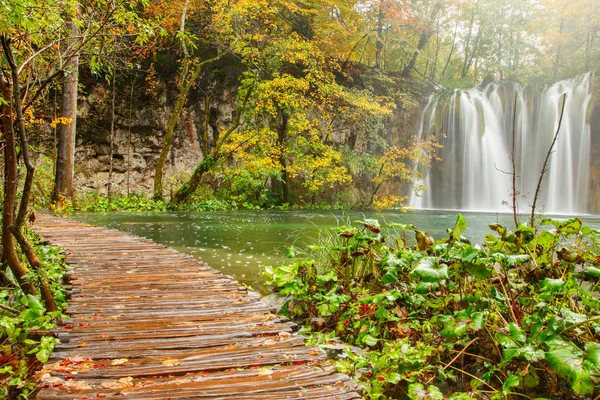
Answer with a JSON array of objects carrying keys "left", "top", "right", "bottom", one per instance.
[
  {"left": 511, "top": 92, "right": 518, "bottom": 229},
  {"left": 530, "top": 93, "right": 567, "bottom": 226},
  {"left": 443, "top": 337, "right": 479, "bottom": 370},
  {"left": 560, "top": 315, "right": 600, "bottom": 336},
  {"left": 0, "top": 303, "right": 19, "bottom": 314},
  {"left": 447, "top": 365, "right": 498, "bottom": 392},
  {"left": 426, "top": 337, "right": 479, "bottom": 385}
]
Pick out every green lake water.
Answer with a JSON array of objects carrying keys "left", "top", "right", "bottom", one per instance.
[{"left": 71, "top": 210, "right": 600, "bottom": 292}]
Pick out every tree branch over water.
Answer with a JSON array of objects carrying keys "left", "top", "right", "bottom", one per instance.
[{"left": 530, "top": 93, "right": 567, "bottom": 226}]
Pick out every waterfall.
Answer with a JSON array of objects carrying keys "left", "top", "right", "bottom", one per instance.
[{"left": 410, "top": 73, "right": 594, "bottom": 215}]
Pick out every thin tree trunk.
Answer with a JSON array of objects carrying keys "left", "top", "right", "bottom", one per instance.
[
  {"left": 52, "top": 15, "right": 80, "bottom": 204},
  {"left": 154, "top": 54, "right": 228, "bottom": 201},
  {"left": 2, "top": 35, "right": 55, "bottom": 309},
  {"left": 278, "top": 111, "right": 290, "bottom": 205},
  {"left": 441, "top": 19, "right": 459, "bottom": 80},
  {"left": 375, "top": 2, "right": 384, "bottom": 70},
  {"left": 553, "top": 18, "right": 564, "bottom": 76},
  {"left": 202, "top": 97, "right": 211, "bottom": 156},
  {"left": 108, "top": 66, "right": 116, "bottom": 199},
  {"left": 510, "top": 93, "right": 518, "bottom": 229},
  {"left": 173, "top": 85, "right": 253, "bottom": 204},
  {"left": 461, "top": 11, "right": 475, "bottom": 78},
  {"left": 530, "top": 94, "right": 567, "bottom": 226},
  {"left": 127, "top": 75, "right": 135, "bottom": 196},
  {"left": 0, "top": 73, "right": 36, "bottom": 296},
  {"left": 402, "top": 31, "right": 430, "bottom": 77}
]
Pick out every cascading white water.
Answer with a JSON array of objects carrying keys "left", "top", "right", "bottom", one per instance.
[{"left": 410, "top": 73, "right": 594, "bottom": 215}]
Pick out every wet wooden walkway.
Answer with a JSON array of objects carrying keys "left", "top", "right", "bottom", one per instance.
[{"left": 33, "top": 214, "right": 361, "bottom": 399}]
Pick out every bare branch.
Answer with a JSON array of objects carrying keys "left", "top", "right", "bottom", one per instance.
[{"left": 530, "top": 93, "right": 567, "bottom": 226}]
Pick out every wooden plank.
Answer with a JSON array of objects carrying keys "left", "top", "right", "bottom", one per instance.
[{"left": 33, "top": 214, "right": 362, "bottom": 399}]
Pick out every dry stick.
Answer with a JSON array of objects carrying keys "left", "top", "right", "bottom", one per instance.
[
  {"left": 530, "top": 93, "right": 567, "bottom": 226},
  {"left": 0, "top": 303, "right": 19, "bottom": 314},
  {"left": 510, "top": 92, "right": 518, "bottom": 229},
  {"left": 425, "top": 337, "right": 479, "bottom": 385}
]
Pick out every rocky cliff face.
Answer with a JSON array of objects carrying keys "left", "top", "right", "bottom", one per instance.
[
  {"left": 74, "top": 61, "right": 241, "bottom": 197},
  {"left": 72, "top": 65, "right": 423, "bottom": 201}
]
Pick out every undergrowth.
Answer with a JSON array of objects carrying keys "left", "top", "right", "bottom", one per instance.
[
  {"left": 0, "top": 231, "right": 69, "bottom": 398},
  {"left": 263, "top": 215, "right": 600, "bottom": 399}
]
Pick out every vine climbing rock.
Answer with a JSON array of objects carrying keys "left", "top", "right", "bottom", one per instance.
[{"left": 33, "top": 214, "right": 362, "bottom": 399}]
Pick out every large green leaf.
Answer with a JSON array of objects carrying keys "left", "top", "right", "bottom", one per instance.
[
  {"left": 545, "top": 345, "right": 594, "bottom": 395},
  {"left": 584, "top": 342, "right": 600, "bottom": 373},
  {"left": 411, "top": 257, "right": 448, "bottom": 282}
]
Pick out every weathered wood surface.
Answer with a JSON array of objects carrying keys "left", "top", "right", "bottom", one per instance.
[{"left": 34, "top": 214, "right": 362, "bottom": 399}]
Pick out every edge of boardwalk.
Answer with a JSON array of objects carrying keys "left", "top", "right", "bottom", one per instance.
[{"left": 33, "top": 214, "right": 363, "bottom": 399}]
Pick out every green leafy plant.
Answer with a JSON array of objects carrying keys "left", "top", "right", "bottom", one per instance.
[
  {"left": 1, "top": 233, "right": 68, "bottom": 398},
  {"left": 263, "top": 215, "right": 600, "bottom": 399}
]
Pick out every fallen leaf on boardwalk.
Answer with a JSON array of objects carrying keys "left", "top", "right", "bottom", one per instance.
[
  {"left": 308, "top": 350, "right": 321, "bottom": 356},
  {"left": 119, "top": 377, "right": 133, "bottom": 385},
  {"left": 39, "top": 373, "right": 64, "bottom": 386},
  {"left": 77, "top": 343, "right": 87, "bottom": 348},
  {"left": 111, "top": 358, "right": 128, "bottom": 365},
  {"left": 257, "top": 368, "right": 274, "bottom": 376},
  {"left": 100, "top": 376, "right": 134, "bottom": 390},
  {"left": 162, "top": 358, "right": 181, "bottom": 366}
]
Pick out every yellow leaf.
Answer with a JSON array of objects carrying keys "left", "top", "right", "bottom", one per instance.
[{"left": 257, "top": 368, "right": 274, "bottom": 376}]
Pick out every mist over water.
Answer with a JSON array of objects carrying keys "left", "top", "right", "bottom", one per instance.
[{"left": 411, "top": 73, "right": 594, "bottom": 214}]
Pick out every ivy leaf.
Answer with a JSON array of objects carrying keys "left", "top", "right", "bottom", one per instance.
[
  {"left": 440, "top": 317, "right": 468, "bottom": 339},
  {"left": 540, "top": 278, "right": 565, "bottom": 291},
  {"left": 583, "top": 342, "right": 600, "bottom": 373},
  {"left": 451, "top": 214, "right": 467, "bottom": 241},
  {"left": 411, "top": 257, "right": 448, "bottom": 282},
  {"left": 502, "top": 374, "right": 520, "bottom": 394},
  {"left": 362, "top": 334, "right": 379, "bottom": 347},
  {"left": 545, "top": 346, "right": 594, "bottom": 395}
]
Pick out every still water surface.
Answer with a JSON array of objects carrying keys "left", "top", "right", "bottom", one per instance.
[{"left": 72, "top": 210, "right": 600, "bottom": 291}]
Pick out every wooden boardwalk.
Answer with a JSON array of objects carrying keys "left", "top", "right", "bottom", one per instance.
[{"left": 33, "top": 214, "right": 361, "bottom": 399}]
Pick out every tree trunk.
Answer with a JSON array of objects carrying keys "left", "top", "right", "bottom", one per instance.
[
  {"left": 2, "top": 35, "right": 55, "bottom": 308},
  {"left": 154, "top": 54, "right": 226, "bottom": 201},
  {"left": 52, "top": 17, "right": 80, "bottom": 204},
  {"left": 202, "top": 97, "right": 211, "bottom": 156},
  {"left": 108, "top": 66, "right": 116, "bottom": 199},
  {"left": 402, "top": 31, "right": 429, "bottom": 76},
  {"left": 402, "top": 3, "right": 439, "bottom": 77},
  {"left": 172, "top": 85, "right": 253, "bottom": 205},
  {"left": 553, "top": 18, "right": 564, "bottom": 76},
  {"left": 277, "top": 111, "right": 290, "bottom": 205},
  {"left": 0, "top": 74, "right": 36, "bottom": 296},
  {"left": 153, "top": 61, "right": 198, "bottom": 201},
  {"left": 374, "top": 2, "right": 384, "bottom": 70},
  {"left": 461, "top": 11, "right": 475, "bottom": 78}
]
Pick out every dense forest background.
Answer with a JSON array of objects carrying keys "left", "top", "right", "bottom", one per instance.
[{"left": 2, "top": 0, "right": 599, "bottom": 210}]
